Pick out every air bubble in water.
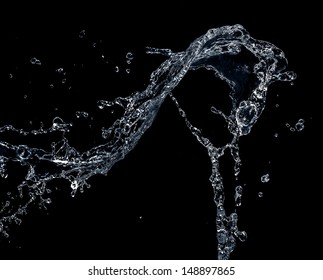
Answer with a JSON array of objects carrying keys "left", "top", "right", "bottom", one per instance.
[
  {"left": 115, "top": 66, "right": 119, "bottom": 72},
  {"left": 258, "top": 192, "right": 264, "bottom": 198}
]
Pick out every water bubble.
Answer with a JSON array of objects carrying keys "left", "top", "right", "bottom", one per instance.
[
  {"left": 261, "top": 174, "right": 270, "bottom": 183},
  {"left": 115, "top": 66, "right": 119, "bottom": 73},
  {"left": 126, "top": 68, "right": 130, "bottom": 74},
  {"left": 9, "top": 73, "right": 13, "bottom": 79},
  {"left": 49, "top": 84, "right": 54, "bottom": 89},
  {"left": 56, "top": 68, "right": 64, "bottom": 73},
  {"left": 258, "top": 192, "right": 264, "bottom": 198},
  {"left": 274, "top": 133, "right": 279, "bottom": 138}
]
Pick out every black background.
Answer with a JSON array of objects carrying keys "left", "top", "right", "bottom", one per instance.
[{"left": 0, "top": 3, "right": 320, "bottom": 260}]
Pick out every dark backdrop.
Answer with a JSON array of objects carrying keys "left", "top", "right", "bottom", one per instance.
[{"left": 0, "top": 3, "right": 319, "bottom": 260}]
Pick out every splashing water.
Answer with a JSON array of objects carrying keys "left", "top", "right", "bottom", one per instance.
[{"left": 0, "top": 24, "right": 295, "bottom": 259}]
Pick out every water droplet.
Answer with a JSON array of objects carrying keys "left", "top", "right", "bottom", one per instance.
[
  {"left": 126, "top": 52, "right": 134, "bottom": 60},
  {"left": 97, "top": 100, "right": 113, "bottom": 109},
  {"left": 30, "top": 57, "right": 41, "bottom": 65},
  {"left": 14, "top": 218, "right": 22, "bottom": 225},
  {"left": 75, "top": 111, "right": 89, "bottom": 119},
  {"left": 236, "top": 230, "right": 247, "bottom": 242},
  {"left": 79, "top": 29, "right": 86, "bottom": 38},
  {"left": 295, "top": 118, "right": 305, "bottom": 131},
  {"left": 234, "top": 185, "right": 243, "bottom": 207},
  {"left": 261, "top": 174, "right": 270, "bottom": 183},
  {"left": 71, "top": 180, "right": 78, "bottom": 190}
]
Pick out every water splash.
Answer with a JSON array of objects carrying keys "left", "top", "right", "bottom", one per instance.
[{"left": 0, "top": 24, "right": 295, "bottom": 259}]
